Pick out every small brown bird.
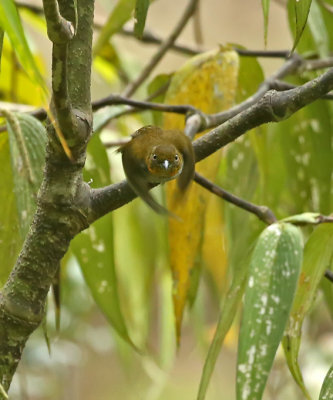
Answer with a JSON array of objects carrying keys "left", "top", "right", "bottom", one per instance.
[{"left": 118, "top": 125, "right": 195, "bottom": 215}]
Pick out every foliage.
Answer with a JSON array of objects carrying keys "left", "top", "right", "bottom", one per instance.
[{"left": 0, "top": 0, "right": 332, "bottom": 399}]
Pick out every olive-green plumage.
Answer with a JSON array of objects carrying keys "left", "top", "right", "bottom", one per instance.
[{"left": 118, "top": 125, "right": 195, "bottom": 215}]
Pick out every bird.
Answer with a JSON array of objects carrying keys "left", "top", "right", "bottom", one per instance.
[{"left": 118, "top": 125, "right": 195, "bottom": 215}]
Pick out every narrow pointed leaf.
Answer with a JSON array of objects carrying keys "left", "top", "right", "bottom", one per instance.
[
  {"left": 197, "top": 269, "right": 247, "bottom": 400},
  {"left": 93, "top": 0, "right": 136, "bottom": 56},
  {"left": 134, "top": 0, "right": 150, "bottom": 39},
  {"left": 0, "top": 0, "right": 46, "bottom": 92},
  {"left": 237, "top": 223, "right": 303, "bottom": 400},
  {"left": 71, "top": 134, "right": 135, "bottom": 347},
  {"left": 291, "top": 0, "right": 313, "bottom": 52},
  {"left": 261, "top": 0, "right": 270, "bottom": 46},
  {"left": 6, "top": 112, "right": 46, "bottom": 237},
  {"left": 307, "top": 0, "right": 329, "bottom": 57},
  {"left": 319, "top": 364, "right": 333, "bottom": 400},
  {"left": 164, "top": 48, "right": 239, "bottom": 344},
  {"left": 283, "top": 224, "right": 333, "bottom": 398},
  {"left": 0, "top": 133, "right": 21, "bottom": 286},
  {"left": 0, "top": 28, "right": 4, "bottom": 70}
]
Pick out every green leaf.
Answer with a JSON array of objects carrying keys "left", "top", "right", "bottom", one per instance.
[
  {"left": 319, "top": 364, "right": 333, "bottom": 400},
  {"left": 93, "top": 0, "right": 136, "bottom": 56},
  {"left": 0, "top": 0, "right": 46, "bottom": 93},
  {"left": 237, "top": 223, "right": 303, "bottom": 400},
  {"left": 134, "top": 0, "right": 150, "bottom": 39},
  {"left": 307, "top": 0, "right": 329, "bottom": 57},
  {"left": 6, "top": 112, "right": 47, "bottom": 237},
  {"left": 283, "top": 224, "right": 333, "bottom": 399},
  {"left": 93, "top": 105, "right": 127, "bottom": 133},
  {"left": 148, "top": 73, "right": 172, "bottom": 125},
  {"left": 270, "top": 99, "right": 332, "bottom": 215},
  {"left": 261, "top": 0, "right": 270, "bottom": 46},
  {"left": 71, "top": 134, "right": 135, "bottom": 348},
  {"left": 197, "top": 267, "right": 247, "bottom": 400},
  {"left": 291, "top": 0, "right": 313, "bottom": 52},
  {"left": 282, "top": 212, "right": 322, "bottom": 225},
  {"left": 0, "top": 133, "right": 21, "bottom": 287}
]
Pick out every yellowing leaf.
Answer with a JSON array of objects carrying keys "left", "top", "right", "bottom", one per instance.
[
  {"left": 164, "top": 48, "right": 239, "bottom": 344},
  {"left": 202, "top": 194, "right": 228, "bottom": 294}
]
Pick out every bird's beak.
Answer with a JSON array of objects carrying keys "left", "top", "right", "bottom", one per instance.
[{"left": 163, "top": 160, "right": 169, "bottom": 169}]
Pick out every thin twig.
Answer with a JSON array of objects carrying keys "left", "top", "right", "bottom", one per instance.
[
  {"left": 193, "top": 1, "right": 203, "bottom": 45},
  {"left": 235, "top": 48, "right": 290, "bottom": 58},
  {"left": 194, "top": 172, "right": 277, "bottom": 224},
  {"left": 120, "top": 26, "right": 203, "bottom": 56},
  {"left": 92, "top": 94, "right": 199, "bottom": 114},
  {"left": 122, "top": 0, "right": 199, "bottom": 97},
  {"left": 104, "top": 138, "right": 129, "bottom": 148},
  {"left": 325, "top": 270, "right": 333, "bottom": 283},
  {"left": 303, "top": 57, "right": 333, "bottom": 71}
]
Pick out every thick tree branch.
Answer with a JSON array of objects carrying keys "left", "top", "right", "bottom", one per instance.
[
  {"left": 204, "top": 53, "right": 302, "bottom": 128},
  {"left": 122, "top": 0, "right": 199, "bottom": 97},
  {"left": 0, "top": 0, "right": 94, "bottom": 393},
  {"left": 194, "top": 66, "right": 333, "bottom": 162},
  {"left": 87, "top": 67, "right": 333, "bottom": 222},
  {"left": 42, "top": 0, "right": 74, "bottom": 43}
]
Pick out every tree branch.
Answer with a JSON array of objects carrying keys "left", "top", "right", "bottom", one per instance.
[
  {"left": 325, "top": 270, "right": 333, "bottom": 283},
  {"left": 42, "top": 0, "right": 74, "bottom": 43},
  {"left": 0, "top": 0, "right": 94, "bottom": 393},
  {"left": 87, "top": 67, "right": 333, "bottom": 222},
  {"left": 204, "top": 53, "right": 302, "bottom": 128},
  {"left": 91, "top": 94, "right": 200, "bottom": 115},
  {"left": 195, "top": 66, "right": 333, "bottom": 162},
  {"left": 193, "top": 172, "right": 277, "bottom": 224},
  {"left": 122, "top": 0, "right": 199, "bottom": 97}
]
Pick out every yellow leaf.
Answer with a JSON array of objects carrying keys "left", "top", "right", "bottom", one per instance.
[
  {"left": 202, "top": 194, "right": 228, "bottom": 294},
  {"left": 164, "top": 48, "right": 239, "bottom": 344}
]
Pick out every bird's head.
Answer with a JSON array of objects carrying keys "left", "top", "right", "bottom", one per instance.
[{"left": 146, "top": 144, "right": 183, "bottom": 182}]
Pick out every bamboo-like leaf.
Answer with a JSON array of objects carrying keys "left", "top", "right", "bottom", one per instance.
[
  {"left": 291, "top": 0, "right": 313, "bottom": 52},
  {"left": 197, "top": 268, "right": 247, "bottom": 400},
  {"left": 147, "top": 73, "right": 172, "bottom": 125},
  {"left": 283, "top": 224, "right": 333, "bottom": 399},
  {"left": 164, "top": 48, "right": 239, "bottom": 344},
  {"left": 0, "top": 28, "right": 4, "bottom": 70},
  {"left": 261, "top": 0, "right": 270, "bottom": 46},
  {"left": 0, "top": 0, "right": 46, "bottom": 92},
  {"left": 0, "top": 133, "right": 21, "bottom": 287},
  {"left": 6, "top": 112, "right": 46, "bottom": 237},
  {"left": 307, "top": 0, "right": 329, "bottom": 57},
  {"left": 71, "top": 134, "right": 135, "bottom": 348},
  {"left": 93, "top": 0, "right": 136, "bottom": 56},
  {"left": 237, "top": 223, "right": 303, "bottom": 400},
  {"left": 134, "top": 0, "right": 150, "bottom": 39},
  {"left": 319, "top": 364, "right": 333, "bottom": 400}
]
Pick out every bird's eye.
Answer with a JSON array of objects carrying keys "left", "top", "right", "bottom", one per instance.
[
  {"left": 175, "top": 154, "right": 179, "bottom": 161},
  {"left": 152, "top": 154, "right": 157, "bottom": 160}
]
